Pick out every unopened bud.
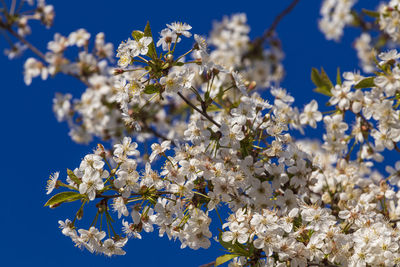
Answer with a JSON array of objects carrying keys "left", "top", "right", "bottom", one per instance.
[
  {"left": 166, "top": 54, "right": 174, "bottom": 62},
  {"left": 76, "top": 208, "right": 84, "bottom": 220},
  {"left": 248, "top": 81, "right": 257, "bottom": 91},
  {"left": 97, "top": 144, "right": 106, "bottom": 158},
  {"left": 113, "top": 69, "right": 124, "bottom": 75},
  {"left": 322, "top": 192, "right": 332, "bottom": 204},
  {"left": 96, "top": 199, "right": 107, "bottom": 213},
  {"left": 49, "top": 203, "right": 61, "bottom": 209}
]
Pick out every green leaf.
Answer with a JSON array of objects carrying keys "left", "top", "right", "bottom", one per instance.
[
  {"left": 131, "top": 30, "right": 144, "bottom": 41},
  {"left": 362, "top": 9, "right": 379, "bottom": 18},
  {"left": 144, "top": 21, "right": 157, "bottom": 60},
  {"left": 320, "top": 67, "right": 334, "bottom": 89},
  {"left": 67, "top": 169, "right": 81, "bottom": 185},
  {"left": 214, "top": 254, "right": 240, "bottom": 266},
  {"left": 174, "top": 61, "right": 185, "bottom": 67},
  {"left": 311, "top": 68, "right": 333, "bottom": 96},
  {"left": 44, "top": 191, "right": 84, "bottom": 207},
  {"left": 354, "top": 77, "right": 375, "bottom": 89},
  {"left": 205, "top": 91, "right": 210, "bottom": 101},
  {"left": 336, "top": 67, "right": 342, "bottom": 85},
  {"left": 143, "top": 84, "right": 159, "bottom": 94},
  {"left": 311, "top": 68, "right": 322, "bottom": 86}
]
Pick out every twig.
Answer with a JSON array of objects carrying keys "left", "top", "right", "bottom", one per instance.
[
  {"left": 262, "top": 0, "right": 301, "bottom": 40},
  {"left": 395, "top": 142, "right": 400, "bottom": 153},
  {"left": 308, "top": 262, "right": 338, "bottom": 267},
  {"left": 5, "top": 25, "right": 46, "bottom": 61},
  {"left": 177, "top": 92, "right": 221, "bottom": 128},
  {"left": 199, "top": 262, "right": 215, "bottom": 267},
  {"left": 140, "top": 120, "right": 169, "bottom": 141},
  {"left": 2, "top": 22, "right": 91, "bottom": 87},
  {"left": 10, "top": 0, "right": 16, "bottom": 15},
  {"left": 244, "top": 0, "right": 300, "bottom": 60}
]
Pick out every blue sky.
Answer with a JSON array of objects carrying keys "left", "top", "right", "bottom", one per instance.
[{"left": 0, "top": 0, "right": 383, "bottom": 266}]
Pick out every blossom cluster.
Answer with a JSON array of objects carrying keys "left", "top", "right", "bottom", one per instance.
[
  {"left": 4, "top": 0, "right": 400, "bottom": 266},
  {"left": 1, "top": 0, "right": 54, "bottom": 59},
  {"left": 318, "top": 0, "right": 357, "bottom": 41}
]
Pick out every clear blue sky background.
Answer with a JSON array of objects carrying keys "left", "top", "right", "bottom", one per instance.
[{"left": 0, "top": 0, "right": 383, "bottom": 266}]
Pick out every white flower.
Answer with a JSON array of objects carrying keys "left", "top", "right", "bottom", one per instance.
[
  {"left": 4, "top": 42, "right": 26, "bottom": 59},
  {"left": 58, "top": 219, "right": 77, "bottom": 237},
  {"left": 133, "top": 37, "right": 153, "bottom": 56},
  {"left": 232, "top": 71, "right": 248, "bottom": 95},
  {"left": 378, "top": 49, "right": 400, "bottom": 65},
  {"left": 160, "top": 70, "right": 182, "bottom": 93},
  {"left": 46, "top": 172, "right": 59, "bottom": 194},
  {"left": 122, "top": 220, "right": 141, "bottom": 239},
  {"left": 222, "top": 222, "right": 249, "bottom": 244},
  {"left": 329, "top": 84, "right": 351, "bottom": 110},
  {"left": 101, "top": 238, "right": 127, "bottom": 256},
  {"left": 112, "top": 197, "right": 129, "bottom": 219},
  {"left": 78, "top": 227, "right": 106, "bottom": 253},
  {"left": 53, "top": 93, "right": 72, "bottom": 122},
  {"left": 299, "top": 100, "right": 322, "bottom": 128},
  {"left": 157, "top": 29, "right": 180, "bottom": 51},
  {"left": 68, "top": 29, "right": 90, "bottom": 47},
  {"left": 167, "top": 22, "right": 192, "bottom": 37},
  {"left": 149, "top": 140, "right": 171, "bottom": 162},
  {"left": 23, "top": 57, "right": 48, "bottom": 85},
  {"left": 114, "top": 137, "right": 139, "bottom": 162}
]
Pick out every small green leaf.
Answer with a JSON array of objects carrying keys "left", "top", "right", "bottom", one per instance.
[
  {"left": 311, "top": 68, "right": 333, "bottom": 96},
  {"left": 67, "top": 169, "right": 81, "bottom": 185},
  {"left": 320, "top": 67, "right": 334, "bottom": 89},
  {"left": 336, "top": 67, "right": 342, "bottom": 85},
  {"left": 144, "top": 21, "right": 157, "bottom": 60},
  {"left": 205, "top": 91, "right": 210, "bottom": 101},
  {"left": 44, "top": 191, "right": 84, "bottom": 207},
  {"left": 354, "top": 77, "right": 375, "bottom": 89},
  {"left": 207, "top": 104, "right": 221, "bottom": 112},
  {"left": 174, "top": 61, "right": 184, "bottom": 67},
  {"left": 362, "top": 9, "right": 379, "bottom": 18},
  {"left": 143, "top": 84, "right": 159, "bottom": 94},
  {"left": 214, "top": 254, "right": 240, "bottom": 266},
  {"left": 131, "top": 30, "right": 144, "bottom": 41}
]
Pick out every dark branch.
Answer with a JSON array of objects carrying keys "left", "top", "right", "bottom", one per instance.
[
  {"left": 177, "top": 92, "right": 221, "bottom": 128},
  {"left": 262, "top": 0, "right": 301, "bottom": 40}
]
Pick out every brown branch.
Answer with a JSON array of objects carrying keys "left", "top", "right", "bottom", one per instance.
[
  {"left": 244, "top": 0, "right": 300, "bottom": 60},
  {"left": 4, "top": 23, "right": 46, "bottom": 61},
  {"left": 199, "top": 262, "right": 215, "bottom": 267},
  {"left": 177, "top": 92, "right": 221, "bottom": 128},
  {"left": 1, "top": 20, "right": 91, "bottom": 87},
  {"left": 394, "top": 142, "right": 400, "bottom": 153},
  {"left": 140, "top": 120, "right": 169, "bottom": 141},
  {"left": 262, "top": 0, "right": 301, "bottom": 40}
]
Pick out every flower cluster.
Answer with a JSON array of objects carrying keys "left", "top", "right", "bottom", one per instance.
[
  {"left": 1, "top": 0, "right": 54, "bottom": 59},
  {"left": 41, "top": 15, "right": 400, "bottom": 266},
  {"left": 319, "top": 0, "right": 357, "bottom": 41},
  {"left": 4, "top": 0, "right": 400, "bottom": 266}
]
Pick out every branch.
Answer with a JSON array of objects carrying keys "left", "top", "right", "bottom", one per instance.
[
  {"left": 262, "top": 0, "right": 300, "bottom": 40},
  {"left": 308, "top": 262, "right": 338, "bottom": 267},
  {"left": 5, "top": 24, "right": 46, "bottom": 61},
  {"left": 199, "top": 262, "right": 215, "bottom": 267},
  {"left": 1, "top": 21, "right": 91, "bottom": 87},
  {"left": 243, "top": 0, "right": 300, "bottom": 60},
  {"left": 177, "top": 92, "right": 221, "bottom": 128},
  {"left": 140, "top": 120, "right": 169, "bottom": 141},
  {"left": 394, "top": 142, "right": 400, "bottom": 153}
]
